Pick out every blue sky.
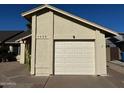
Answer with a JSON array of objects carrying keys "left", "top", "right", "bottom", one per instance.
[{"left": 0, "top": 4, "right": 124, "bottom": 32}]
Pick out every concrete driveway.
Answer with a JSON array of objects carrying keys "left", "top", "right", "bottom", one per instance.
[
  {"left": 44, "top": 75, "right": 115, "bottom": 88},
  {"left": 44, "top": 69, "right": 124, "bottom": 88},
  {"left": 0, "top": 62, "right": 48, "bottom": 88},
  {"left": 0, "top": 61, "right": 124, "bottom": 88}
]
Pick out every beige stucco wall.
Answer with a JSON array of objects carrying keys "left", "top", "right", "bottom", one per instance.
[
  {"left": 20, "top": 41, "right": 26, "bottom": 64},
  {"left": 54, "top": 15, "right": 95, "bottom": 39},
  {"left": 54, "top": 14, "right": 107, "bottom": 76},
  {"left": 95, "top": 30, "right": 107, "bottom": 75},
  {"left": 31, "top": 15, "right": 36, "bottom": 75},
  {"left": 30, "top": 11, "right": 107, "bottom": 76},
  {"left": 35, "top": 11, "right": 53, "bottom": 76}
]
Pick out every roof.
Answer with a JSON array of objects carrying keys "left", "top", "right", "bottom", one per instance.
[
  {"left": 118, "top": 32, "right": 124, "bottom": 35},
  {"left": 0, "top": 31, "right": 31, "bottom": 44},
  {"left": 106, "top": 32, "right": 124, "bottom": 45},
  {"left": 106, "top": 39, "right": 117, "bottom": 47},
  {"left": 115, "top": 33, "right": 124, "bottom": 44},
  {"left": 0, "top": 31, "right": 23, "bottom": 43},
  {"left": 7, "top": 31, "right": 31, "bottom": 43},
  {"left": 22, "top": 4, "right": 118, "bottom": 36}
]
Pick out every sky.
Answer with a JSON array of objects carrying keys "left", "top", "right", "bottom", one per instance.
[{"left": 0, "top": 4, "right": 124, "bottom": 32}]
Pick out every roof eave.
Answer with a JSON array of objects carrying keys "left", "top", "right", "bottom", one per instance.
[
  {"left": 21, "top": 4, "right": 47, "bottom": 17},
  {"left": 21, "top": 4, "right": 118, "bottom": 36},
  {"left": 16, "top": 34, "right": 32, "bottom": 42},
  {"left": 5, "top": 42, "right": 20, "bottom": 44}
]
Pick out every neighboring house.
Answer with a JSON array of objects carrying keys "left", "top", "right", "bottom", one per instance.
[
  {"left": 0, "top": 31, "right": 23, "bottom": 62},
  {"left": 116, "top": 33, "right": 124, "bottom": 51},
  {"left": 10, "top": 31, "right": 31, "bottom": 62},
  {"left": 106, "top": 32, "right": 124, "bottom": 61},
  {"left": 0, "top": 31, "right": 31, "bottom": 62},
  {"left": 16, "top": 32, "right": 31, "bottom": 64},
  {"left": 18, "top": 4, "right": 118, "bottom": 76}
]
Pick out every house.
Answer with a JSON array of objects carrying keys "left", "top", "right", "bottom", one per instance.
[
  {"left": 18, "top": 4, "right": 118, "bottom": 76},
  {"left": 0, "top": 31, "right": 31, "bottom": 62},
  {"left": 106, "top": 32, "right": 124, "bottom": 61},
  {"left": 0, "top": 31, "right": 23, "bottom": 62}
]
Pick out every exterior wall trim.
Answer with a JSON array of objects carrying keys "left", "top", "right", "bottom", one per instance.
[
  {"left": 31, "top": 15, "right": 37, "bottom": 75},
  {"left": 20, "top": 40, "right": 26, "bottom": 64},
  {"left": 95, "top": 30, "right": 107, "bottom": 76}
]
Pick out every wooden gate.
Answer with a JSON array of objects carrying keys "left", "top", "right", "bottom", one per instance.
[{"left": 110, "top": 47, "right": 120, "bottom": 61}]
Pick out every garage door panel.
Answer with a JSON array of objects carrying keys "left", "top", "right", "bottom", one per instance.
[{"left": 55, "top": 41, "right": 95, "bottom": 75}]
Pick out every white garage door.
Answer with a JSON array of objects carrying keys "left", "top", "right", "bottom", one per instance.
[{"left": 55, "top": 41, "right": 95, "bottom": 75}]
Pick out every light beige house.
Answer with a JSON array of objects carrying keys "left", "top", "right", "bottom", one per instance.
[{"left": 19, "top": 4, "right": 118, "bottom": 76}]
